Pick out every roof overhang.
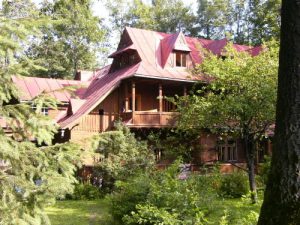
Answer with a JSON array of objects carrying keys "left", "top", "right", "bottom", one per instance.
[
  {"left": 133, "top": 73, "right": 200, "bottom": 83},
  {"left": 108, "top": 44, "right": 137, "bottom": 58}
]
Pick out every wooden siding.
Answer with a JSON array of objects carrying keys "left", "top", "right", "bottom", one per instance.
[{"left": 72, "top": 113, "right": 118, "bottom": 133}]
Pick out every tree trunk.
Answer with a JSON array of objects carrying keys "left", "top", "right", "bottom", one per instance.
[
  {"left": 258, "top": 1, "right": 300, "bottom": 224},
  {"left": 244, "top": 132, "right": 257, "bottom": 204}
]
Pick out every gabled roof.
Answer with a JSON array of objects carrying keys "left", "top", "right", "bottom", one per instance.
[
  {"left": 12, "top": 27, "right": 262, "bottom": 130},
  {"left": 58, "top": 63, "right": 140, "bottom": 128},
  {"left": 108, "top": 44, "right": 136, "bottom": 58},
  {"left": 161, "top": 32, "right": 190, "bottom": 67}
]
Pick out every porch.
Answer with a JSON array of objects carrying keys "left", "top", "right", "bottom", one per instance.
[{"left": 119, "top": 78, "right": 191, "bottom": 128}]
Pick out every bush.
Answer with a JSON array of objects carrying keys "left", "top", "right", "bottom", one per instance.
[
  {"left": 111, "top": 160, "right": 212, "bottom": 225},
  {"left": 66, "top": 183, "right": 104, "bottom": 200},
  {"left": 109, "top": 172, "right": 151, "bottom": 221},
  {"left": 218, "top": 172, "right": 249, "bottom": 198}
]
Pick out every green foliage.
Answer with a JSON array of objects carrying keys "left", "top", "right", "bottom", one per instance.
[
  {"left": 46, "top": 199, "right": 117, "bottom": 225},
  {"left": 106, "top": 0, "right": 280, "bottom": 44},
  {"left": 147, "top": 129, "right": 200, "bottom": 162},
  {"left": 123, "top": 204, "right": 183, "bottom": 225},
  {"left": 66, "top": 183, "right": 104, "bottom": 200},
  {"left": 110, "top": 160, "right": 214, "bottom": 225},
  {"left": 27, "top": 0, "right": 107, "bottom": 78},
  {"left": 91, "top": 122, "right": 155, "bottom": 181},
  {"left": 257, "top": 155, "right": 271, "bottom": 185},
  {"left": 106, "top": 0, "right": 197, "bottom": 36},
  {"left": 219, "top": 172, "right": 250, "bottom": 198},
  {"left": 197, "top": 0, "right": 233, "bottom": 39},
  {"left": 176, "top": 42, "right": 278, "bottom": 202},
  {"left": 0, "top": 3, "right": 82, "bottom": 224},
  {"left": 109, "top": 172, "right": 151, "bottom": 221},
  {"left": 249, "top": 0, "right": 281, "bottom": 44},
  {"left": 178, "top": 42, "right": 279, "bottom": 134}
]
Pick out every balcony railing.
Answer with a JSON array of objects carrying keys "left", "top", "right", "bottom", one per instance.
[{"left": 122, "top": 111, "right": 178, "bottom": 128}]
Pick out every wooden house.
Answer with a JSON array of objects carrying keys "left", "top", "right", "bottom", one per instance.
[{"left": 9, "top": 27, "right": 269, "bottom": 171}]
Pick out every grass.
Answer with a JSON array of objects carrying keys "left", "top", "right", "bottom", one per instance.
[
  {"left": 46, "top": 199, "right": 115, "bottom": 225},
  {"left": 207, "top": 197, "right": 262, "bottom": 224},
  {"left": 46, "top": 197, "right": 261, "bottom": 225}
]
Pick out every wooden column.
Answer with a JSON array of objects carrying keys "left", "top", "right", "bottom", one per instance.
[
  {"left": 132, "top": 81, "right": 136, "bottom": 112},
  {"left": 125, "top": 83, "right": 129, "bottom": 112},
  {"left": 183, "top": 85, "right": 187, "bottom": 97},
  {"left": 159, "top": 83, "right": 163, "bottom": 112}
]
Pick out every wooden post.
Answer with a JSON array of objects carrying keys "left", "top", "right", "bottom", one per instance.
[
  {"left": 132, "top": 81, "right": 136, "bottom": 112},
  {"left": 183, "top": 85, "right": 187, "bottom": 107},
  {"left": 159, "top": 83, "right": 163, "bottom": 125},
  {"left": 125, "top": 83, "right": 129, "bottom": 112},
  {"left": 159, "top": 83, "right": 163, "bottom": 112}
]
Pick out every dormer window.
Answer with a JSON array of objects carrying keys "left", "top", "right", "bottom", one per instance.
[
  {"left": 175, "top": 52, "right": 187, "bottom": 67},
  {"left": 110, "top": 50, "right": 140, "bottom": 72}
]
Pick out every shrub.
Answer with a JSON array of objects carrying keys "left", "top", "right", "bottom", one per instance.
[
  {"left": 109, "top": 172, "right": 151, "bottom": 221},
  {"left": 218, "top": 172, "right": 249, "bottom": 198},
  {"left": 91, "top": 122, "right": 155, "bottom": 182},
  {"left": 66, "top": 183, "right": 103, "bottom": 200},
  {"left": 114, "top": 160, "right": 211, "bottom": 225}
]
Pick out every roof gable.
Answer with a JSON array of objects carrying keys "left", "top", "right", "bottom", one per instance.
[{"left": 161, "top": 32, "right": 190, "bottom": 68}]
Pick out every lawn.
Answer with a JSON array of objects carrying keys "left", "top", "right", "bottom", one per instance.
[
  {"left": 46, "top": 197, "right": 261, "bottom": 225},
  {"left": 207, "top": 198, "right": 262, "bottom": 224},
  {"left": 46, "top": 199, "right": 115, "bottom": 225}
]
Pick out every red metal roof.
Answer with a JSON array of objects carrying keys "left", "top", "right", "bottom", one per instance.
[
  {"left": 14, "top": 27, "right": 262, "bottom": 129},
  {"left": 108, "top": 44, "right": 136, "bottom": 58},
  {"left": 12, "top": 76, "right": 89, "bottom": 102},
  {"left": 59, "top": 63, "right": 140, "bottom": 128}
]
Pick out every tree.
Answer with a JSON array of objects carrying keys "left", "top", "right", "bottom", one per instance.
[
  {"left": 27, "top": 0, "right": 107, "bottom": 79},
  {"left": 196, "top": 0, "right": 281, "bottom": 44},
  {"left": 248, "top": 0, "right": 281, "bottom": 45},
  {"left": 196, "top": 0, "right": 233, "bottom": 39},
  {"left": 176, "top": 43, "right": 279, "bottom": 203},
  {"left": 258, "top": 1, "right": 300, "bottom": 224},
  {"left": 0, "top": 1, "right": 81, "bottom": 223},
  {"left": 106, "top": 0, "right": 197, "bottom": 36}
]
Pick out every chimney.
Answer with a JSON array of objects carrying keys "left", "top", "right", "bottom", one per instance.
[{"left": 75, "top": 70, "right": 95, "bottom": 81}]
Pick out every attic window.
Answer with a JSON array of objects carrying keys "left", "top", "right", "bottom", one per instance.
[{"left": 175, "top": 52, "right": 187, "bottom": 67}]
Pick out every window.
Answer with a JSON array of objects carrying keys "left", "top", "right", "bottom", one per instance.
[
  {"left": 41, "top": 107, "right": 49, "bottom": 116},
  {"left": 217, "top": 138, "right": 237, "bottom": 162},
  {"left": 31, "top": 104, "right": 49, "bottom": 116},
  {"left": 175, "top": 52, "right": 187, "bottom": 67}
]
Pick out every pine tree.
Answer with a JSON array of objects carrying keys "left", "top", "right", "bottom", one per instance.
[{"left": 0, "top": 1, "right": 81, "bottom": 224}]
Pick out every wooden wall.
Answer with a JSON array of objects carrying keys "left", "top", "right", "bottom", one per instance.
[{"left": 70, "top": 89, "right": 120, "bottom": 142}]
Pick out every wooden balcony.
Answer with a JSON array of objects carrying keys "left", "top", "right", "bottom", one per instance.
[{"left": 122, "top": 111, "right": 178, "bottom": 128}]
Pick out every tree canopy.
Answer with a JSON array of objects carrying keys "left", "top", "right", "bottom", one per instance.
[
  {"left": 106, "top": 0, "right": 281, "bottom": 45},
  {"left": 26, "top": 0, "right": 107, "bottom": 79}
]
